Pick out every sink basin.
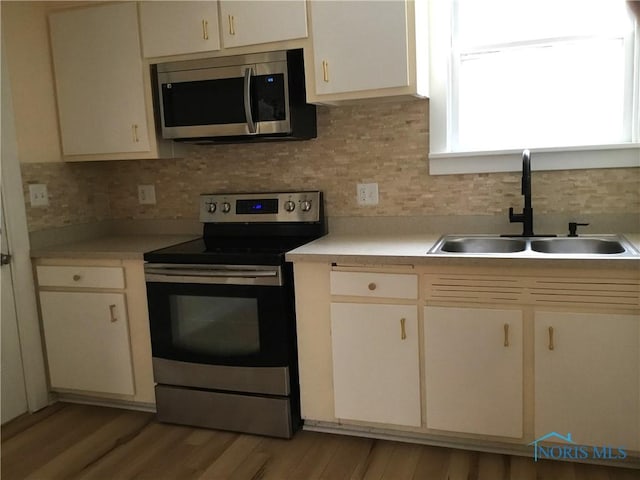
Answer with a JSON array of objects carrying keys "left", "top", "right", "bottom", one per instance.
[
  {"left": 440, "top": 237, "right": 526, "bottom": 253},
  {"left": 530, "top": 238, "right": 626, "bottom": 254},
  {"left": 429, "top": 234, "right": 638, "bottom": 257}
]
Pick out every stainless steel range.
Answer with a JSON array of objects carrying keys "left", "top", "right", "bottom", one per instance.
[{"left": 144, "top": 191, "right": 325, "bottom": 438}]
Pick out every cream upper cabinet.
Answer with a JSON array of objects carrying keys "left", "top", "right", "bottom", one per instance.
[
  {"left": 308, "top": 0, "right": 429, "bottom": 103},
  {"left": 219, "top": 1, "right": 308, "bottom": 49},
  {"left": 139, "top": 1, "right": 221, "bottom": 58},
  {"left": 534, "top": 311, "right": 640, "bottom": 451},
  {"left": 424, "top": 306, "right": 523, "bottom": 438},
  {"left": 49, "top": 3, "right": 150, "bottom": 156},
  {"left": 39, "top": 291, "right": 135, "bottom": 396},
  {"left": 331, "top": 302, "right": 421, "bottom": 427},
  {"left": 49, "top": 2, "right": 167, "bottom": 161}
]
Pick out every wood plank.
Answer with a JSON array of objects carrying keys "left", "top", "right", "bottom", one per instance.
[
  {"left": 260, "top": 431, "right": 323, "bottom": 480},
  {"left": 24, "top": 410, "right": 152, "bottom": 480},
  {"left": 3, "top": 403, "right": 639, "bottom": 479},
  {"left": 446, "top": 449, "right": 474, "bottom": 480},
  {"left": 73, "top": 422, "right": 193, "bottom": 480},
  {"left": 1, "top": 404, "right": 124, "bottom": 479},
  {"left": 359, "top": 440, "right": 397, "bottom": 480},
  {"left": 380, "top": 442, "right": 422, "bottom": 479},
  {"left": 477, "top": 452, "right": 508, "bottom": 480},
  {"left": 1, "top": 403, "right": 67, "bottom": 442},
  {"left": 535, "top": 459, "right": 576, "bottom": 480},
  {"left": 318, "top": 435, "right": 374, "bottom": 479},
  {"left": 411, "top": 445, "right": 449, "bottom": 480},
  {"left": 510, "top": 455, "right": 536, "bottom": 480},
  {"left": 195, "top": 433, "right": 263, "bottom": 479},
  {"left": 288, "top": 432, "right": 344, "bottom": 479}
]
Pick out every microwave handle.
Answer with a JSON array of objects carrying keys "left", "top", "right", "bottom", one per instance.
[{"left": 243, "top": 67, "right": 257, "bottom": 134}]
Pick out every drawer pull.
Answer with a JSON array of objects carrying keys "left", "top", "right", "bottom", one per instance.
[
  {"left": 400, "top": 317, "right": 407, "bottom": 340},
  {"left": 228, "top": 15, "right": 235, "bottom": 35},
  {"left": 109, "top": 304, "right": 118, "bottom": 323},
  {"left": 322, "top": 60, "right": 329, "bottom": 82},
  {"left": 72, "top": 274, "right": 82, "bottom": 282},
  {"left": 368, "top": 282, "right": 377, "bottom": 291},
  {"left": 202, "top": 19, "right": 209, "bottom": 40},
  {"left": 548, "top": 326, "right": 555, "bottom": 351},
  {"left": 504, "top": 323, "right": 509, "bottom": 347}
]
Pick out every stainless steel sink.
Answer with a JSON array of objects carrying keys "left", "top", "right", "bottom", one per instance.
[
  {"left": 429, "top": 234, "right": 638, "bottom": 257},
  {"left": 530, "top": 237, "right": 626, "bottom": 254},
  {"left": 440, "top": 237, "right": 526, "bottom": 253}
]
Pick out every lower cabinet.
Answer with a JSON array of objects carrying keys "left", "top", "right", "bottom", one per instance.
[
  {"left": 535, "top": 311, "right": 640, "bottom": 450},
  {"left": 424, "top": 306, "right": 523, "bottom": 438},
  {"left": 331, "top": 302, "right": 421, "bottom": 427},
  {"left": 39, "top": 291, "right": 135, "bottom": 396},
  {"left": 293, "top": 261, "right": 640, "bottom": 460},
  {"left": 35, "top": 260, "right": 155, "bottom": 404}
]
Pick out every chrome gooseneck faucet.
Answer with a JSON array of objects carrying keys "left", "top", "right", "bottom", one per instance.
[{"left": 508, "top": 149, "right": 534, "bottom": 236}]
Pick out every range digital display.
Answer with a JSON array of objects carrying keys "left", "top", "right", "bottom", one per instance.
[{"left": 236, "top": 199, "right": 279, "bottom": 214}]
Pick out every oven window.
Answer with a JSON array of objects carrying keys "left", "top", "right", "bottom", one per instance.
[{"left": 169, "top": 295, "right": 260, "bottom": 357}]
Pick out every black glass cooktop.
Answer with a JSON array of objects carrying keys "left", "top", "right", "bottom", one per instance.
[{"left": 144, "top": 236, "right": 314, "bottom": 266}]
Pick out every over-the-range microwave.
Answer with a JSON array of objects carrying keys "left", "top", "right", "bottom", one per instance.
[{"left": 154, "top": 49, "right": 317, "bottom": 144}]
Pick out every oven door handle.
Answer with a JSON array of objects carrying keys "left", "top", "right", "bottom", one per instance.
[{"left": 144, "top": 265, "right": 282, "bottom": 286}]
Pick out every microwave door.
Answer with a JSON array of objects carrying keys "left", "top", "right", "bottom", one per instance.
[
  {"left": 253, "top": 61, "right": 291, "bottom": 135},
  {"left": 158, "top": 65, "right": 258, "bottom": 139}
]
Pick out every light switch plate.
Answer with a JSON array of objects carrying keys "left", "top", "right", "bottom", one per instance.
[
  {"left": 357, "top": 183, "right": 379, "bottom": 206},
  {"left": 138, "top": 184, "right": 156, "bottom": 205},
  {"left": 29, "top": 184, "right": 49, "bottom": 207}
]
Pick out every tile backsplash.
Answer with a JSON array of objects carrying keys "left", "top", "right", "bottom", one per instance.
[{"left": 21, "top": 100, "right": 639, "bottom": 233}]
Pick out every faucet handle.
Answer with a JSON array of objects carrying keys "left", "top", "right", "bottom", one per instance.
[{"left": 568, "top": 222, "right": 589, "bottom": 237}]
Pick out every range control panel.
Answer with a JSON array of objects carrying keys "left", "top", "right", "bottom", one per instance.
[{"left": 199, "top": 191, "right": 322, "bottom": 223}]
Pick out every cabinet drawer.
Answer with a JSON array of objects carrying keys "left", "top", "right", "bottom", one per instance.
[
  {"left": 37, "top": 266, "right": 125, "bottom": 289},
  {"left": 330, "top": 271, "right": 417, "bottom": 299}
]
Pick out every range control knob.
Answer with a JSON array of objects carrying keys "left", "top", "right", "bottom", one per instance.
[
  {"left": 284, "top": 200, "right": 296, "bottom": 212},
  {"left": 300, "top": 200, "right": 312, "bottom": 212},
  {"left": 221, "top": 202, "right": 231, "bottom": 213},
  {"left": 207, "top": 202, "right": 217, "bottom": 213}
]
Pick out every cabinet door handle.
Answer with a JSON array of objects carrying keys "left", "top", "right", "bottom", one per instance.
[
  {"left": 228, "top": 15, "right": 235, "bottom": 35},
  {"left": 368, "top": 282, "right": 377, "bottom": 291},
  {"left": 322, "top": 60, "right": 329, "bottom": 82},
  {"left": 109, "top": 304, "right": 118, "bottom": 323},
  {"left": 548, "top": 326, "right": 555, "bottom": 351},
  {"left": 132, "top": 124, "right": 139, "bottom": 143},
  {"left": 400, "top": 318, "right": 407, "bottom": 340},
  {"left": 503, "top": 323, "right": 509, "bottom": 347},
  {"left": 72, "top": 274, "right": 82, "bottom": 282},
  {"left": 202, "top": 19, "right": 209, "bottom": 40}
]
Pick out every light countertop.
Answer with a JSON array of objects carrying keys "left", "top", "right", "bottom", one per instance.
[
  {"left": 31, "top": 235, "right": 198, "bottom": 260},
  {"left": 286, "top": 233, "right": 640, "bottom": 269}
]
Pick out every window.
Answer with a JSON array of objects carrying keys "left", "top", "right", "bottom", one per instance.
[{"left": 429, "top": 0, "right": 640, "bottom": 174}]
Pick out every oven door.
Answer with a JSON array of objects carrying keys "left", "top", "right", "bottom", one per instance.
[{"left": 145, "top": 264, "right": 293, "bottom": 369}]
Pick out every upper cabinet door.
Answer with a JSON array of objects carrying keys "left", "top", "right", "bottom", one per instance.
[
  {"left": 139, "top": 1, "right": 221, "bottom": 58},
  {"left": 49, "top": 3, "right": 150, "bottom": 156},
  {"left": 219, "top": 0, "right": 308, "bottom": 48},
  {"left": 310, "top": 1, "right": 410, "bottom": 95}
]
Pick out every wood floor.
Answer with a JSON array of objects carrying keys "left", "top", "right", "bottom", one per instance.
[{"left": 1, "top": 403, "right": 638, "bottom": 480}]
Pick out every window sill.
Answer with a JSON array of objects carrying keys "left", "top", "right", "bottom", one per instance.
[{"left": 428, "top": 143, "right": 640, "bottom": 175}]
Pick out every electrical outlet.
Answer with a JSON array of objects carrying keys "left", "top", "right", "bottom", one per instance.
[
  {"left": 357, "top": 182, "right": 379, "bottom": 206},
  {"left": 138, "top": 184, "right": 156, "bottom": 205},
  {"left": 29, "top": 184, "right": 49, "bottom": 207}
]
